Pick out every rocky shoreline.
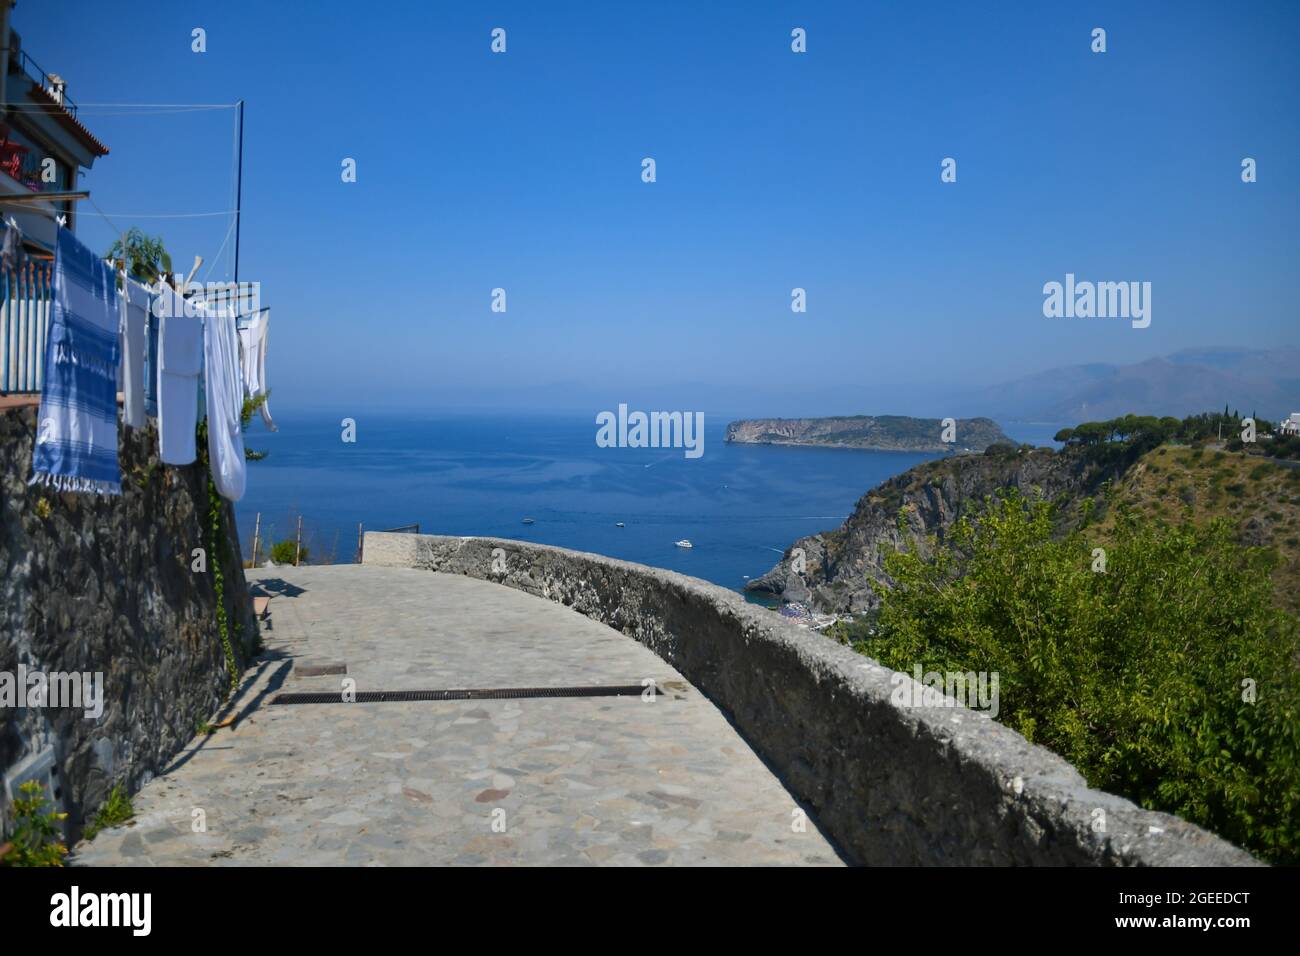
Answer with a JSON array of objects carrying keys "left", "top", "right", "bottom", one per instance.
[{"left": 744, "top": 445, "right": 1108, "bottom": 613}]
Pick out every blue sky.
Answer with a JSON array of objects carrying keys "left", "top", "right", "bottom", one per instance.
[{"left": 21, "top": 0, "right": 1300, "bottom": 413}]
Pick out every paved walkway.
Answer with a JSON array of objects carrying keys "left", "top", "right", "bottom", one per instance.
[{"left": 73, "top": 565, "right": 843, "bottom": 866}]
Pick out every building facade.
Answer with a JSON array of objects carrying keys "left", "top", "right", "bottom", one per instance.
[{"left": 0, "top": 0, "right": 109, "bottom": 255}]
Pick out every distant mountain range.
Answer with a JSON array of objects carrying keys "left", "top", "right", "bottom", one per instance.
[
  {"left": 971, "top": 347, "right": 1300, "bottom": 424},
  {"left": 316, "top": 346, "right": 1298, "bottom": 428}
]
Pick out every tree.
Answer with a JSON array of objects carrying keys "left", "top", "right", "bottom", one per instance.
[{"left": 105, "top": 227, "right": 172, "bottom": 285}]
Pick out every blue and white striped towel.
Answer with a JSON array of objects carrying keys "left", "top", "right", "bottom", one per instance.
[{"left": 29, "top": 227, "right": 122, "bottom": 495}]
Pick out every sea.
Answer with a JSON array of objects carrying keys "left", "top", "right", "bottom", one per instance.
[{"left": 233, "top": 412, "right": 1062, "bottom": 593}]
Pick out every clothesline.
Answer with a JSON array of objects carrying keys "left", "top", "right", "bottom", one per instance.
[
  {"left": 1, "top": 101, "right": 237, "bottom": 110},
  {"left": 10, "top": 100, "right": 245, "bottom": 279},
  {"left": 82, "top": 197, "right": 240, "bottom": 287},
  {"left": 84, "top": 210, "right": 239, "bottom": 219},
  {"left": 0, "top": 199, "right": 235, "bottom": 224},
  {"left": 200, "top": 217, "right": 238, "bottom": 285}
]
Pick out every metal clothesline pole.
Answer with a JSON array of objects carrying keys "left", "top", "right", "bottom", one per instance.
[{"left": 233, "top": 99, "right": 244, "bottom": 287}]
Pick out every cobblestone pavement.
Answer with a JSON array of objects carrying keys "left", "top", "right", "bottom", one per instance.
[{"left": 72, "top": 565, "right": 844, "bottom": 866}]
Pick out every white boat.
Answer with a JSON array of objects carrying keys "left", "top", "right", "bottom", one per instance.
[
  {"left": 615, "top": 522, "right": 625, "bottom": 528},
  {"left": 675, "top": 539, "right": 693, "bottom": 549},
  {"left": 522, "top": 517, "right": 535, "bottom": 525}
]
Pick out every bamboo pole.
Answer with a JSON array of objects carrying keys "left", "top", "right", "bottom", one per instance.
[
  {"left": 356, "top": 522, "right": 364, "bottom": 564},
  {"left": 295, "top": 515, "right": 303, "bottom": 567},
  {"left": 251, "top": 512, "right": 261, "bottom": 569}
]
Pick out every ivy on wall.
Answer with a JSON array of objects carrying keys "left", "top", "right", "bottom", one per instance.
[
  {"left": 206, "top": 473, "right": 239, "bottom": 700},
  {"left": 196, "top": 415, "right": 242, "bottom": 701}
]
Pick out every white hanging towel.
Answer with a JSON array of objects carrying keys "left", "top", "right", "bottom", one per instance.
[
  {"left": 238, "top": 308, "right": 277, "bottom": 431},
  {"left": 155, "top": 287, "right": 204, "bottom": 465},
  {"left": 204, "top": 304, "right": 246, "bottom": 500},
  {"left": 118, "top": 277, "right": 150, "bottom": 428}
]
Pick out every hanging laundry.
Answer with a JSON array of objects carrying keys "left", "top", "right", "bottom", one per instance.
[
  {"left": 237, "top": 308, "right": 276, "bottom": 431},
  {"left": 155, "top": 286, "right": 203, "bottom": 465},
  {"left": 118, "top": 277, "right": 150, "bottom": 429},
  {"left": 204, "top": 303, "right": 245, "bottom": 501},
  {"left": 143, "top": 295, "right": 159, "bottom": 417},
  {"left": 29, "top": 227, "right": 122, "bottom": 495}
]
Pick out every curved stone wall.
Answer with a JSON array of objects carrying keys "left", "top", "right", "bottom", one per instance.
[{"left": 363, "top": 530, "right": 1259, "bottom": 866}]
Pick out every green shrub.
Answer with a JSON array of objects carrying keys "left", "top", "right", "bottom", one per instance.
[
  {"left": 856, "top": 491, "right": 1300, "bottom": 864},
  {"left": 1, "top": 781, "right": 68, "bottom": 866},
  {"left": 270, "top": 539, "right": 307, "bottom": 565},
  {"left": 83, "top": 784, "right": 133, "bottom": 841}
]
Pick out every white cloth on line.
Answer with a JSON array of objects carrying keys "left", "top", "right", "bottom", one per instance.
[
  {"left": 236, "top": 316, "right": 258, "bottom": 392},
  {"left": 156, "top": 287, "right": 203, "bottom": 465},
  {"left": 204, "top": 304, "right": 246, "bottom": 501},
  {"left": 118, "top": 277, "right": 150, "bottom": 428},
  {"left": 237, "top": 308, "right": 276, "bottom": 431}
]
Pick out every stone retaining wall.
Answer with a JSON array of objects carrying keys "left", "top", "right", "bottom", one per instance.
[
  {"left": 364, "top": 530, "right": 1258, "bottom": 866},
  {"left": 1, "top": 405, "right": 257, "bottom": 841}
]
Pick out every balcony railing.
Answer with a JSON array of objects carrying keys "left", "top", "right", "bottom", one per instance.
[
  {"left": 8, "top": 49, "right": 78, "bottom": 118},
  {"left": 0, "top": 257, "right": 52, "bottom": 394}
]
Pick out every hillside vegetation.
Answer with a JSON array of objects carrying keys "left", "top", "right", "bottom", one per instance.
[
  {"left": 785, "top": 409, "right": 1300, "bottom": 863},
  {"left": 1099, "top": 445, "right": 1300, "bottom": 613},
  {"left": 838, "top": 493, "right": 1299, "bottom": 864}
]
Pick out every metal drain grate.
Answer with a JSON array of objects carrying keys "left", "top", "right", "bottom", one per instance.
[{"left": 270, "top": 684, "right": 661, "bottom": 705}]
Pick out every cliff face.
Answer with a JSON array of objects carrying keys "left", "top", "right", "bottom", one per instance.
[
  {"left": 725, "top": 415, "right": 1012, "bottom": 453},
  {"left": 746, "top": 447, "right": 1109, "bottom": 613},
  {"left": 0, "top": 405, "right": 257, "bottom": 840}
]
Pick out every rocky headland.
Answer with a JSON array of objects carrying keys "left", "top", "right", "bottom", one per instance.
[{"left": 724, "top": 415, "right": 1012, "bottom": 454}]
